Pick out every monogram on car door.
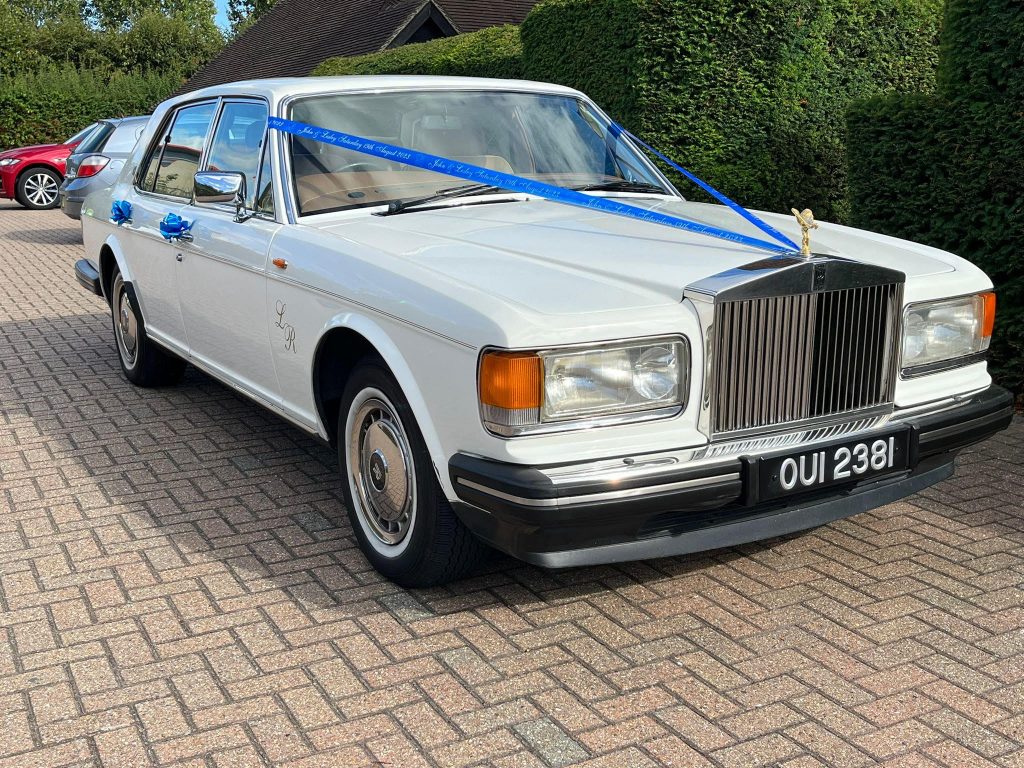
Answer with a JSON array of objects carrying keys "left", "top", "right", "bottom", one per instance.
[{"left": 176, "top": 99, "right": 282, "bottom": 406}]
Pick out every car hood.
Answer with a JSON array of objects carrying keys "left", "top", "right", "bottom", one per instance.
[
  {"left": 311, "top": 197, "right": 958, "bottom": 315},
  {"left": 0, "top": 143, "right": 64, "bottom": 159}
]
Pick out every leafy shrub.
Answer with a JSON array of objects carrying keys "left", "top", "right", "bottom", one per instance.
[
  {"left": 0, "top": 67, "right": 179, "bottom": 149},
  {"left": 313, "top": 25, "right": 523, "bottom": 80},
  {"left": 520, "top": 0, "right": 943, "bottom": 223},
  {"left": 0, "top": 4, "right": 222, "bottom": 150},
  {"left": 847, "top": 0, "right": 1024, "bottom": 393}
]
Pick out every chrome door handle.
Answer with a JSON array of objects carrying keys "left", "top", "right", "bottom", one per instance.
[{"left": 175, "top": 253, "right": 183, "bottom": 262}]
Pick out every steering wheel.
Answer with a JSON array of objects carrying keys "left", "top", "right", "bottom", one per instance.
[{"left": 335, "top": 160, "right": 390, "bottom": 173}]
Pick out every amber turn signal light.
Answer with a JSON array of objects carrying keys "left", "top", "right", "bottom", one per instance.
[
  {"left": 980, "top": 291, "right": 996, "bottom": 339},
  {"left": 479, "top": 351, "right": 542, "bottom": 409}
]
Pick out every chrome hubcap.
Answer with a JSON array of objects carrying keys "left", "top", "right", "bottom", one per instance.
[
  {"left": 113, "top": 277, "right": 138, "bottom": 366},
  {"left": 24, "top": 173, "right": 58, "bottom": 207},
  {"left": 349, "top": 396, "right": 415, "bottom": 546}
]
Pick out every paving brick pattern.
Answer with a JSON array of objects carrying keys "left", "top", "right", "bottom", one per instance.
[{"left": 1, "top": 203, "right": 1022, "bottom": 767}]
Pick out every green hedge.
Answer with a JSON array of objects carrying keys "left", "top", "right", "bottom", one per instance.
[
  {"left": 847, "top": 0, "right": 1024, "bottom": 394},
  {"left": 0, "top": 67, "right": 180, "bottom": 150},
  {"left": 937, "top": 0, "right": 1024, "bottom": 106},
  {"left": 521, "top": 0, "right": 943, "bottom": 223},
  {"left": 313, "top": 26, "right": 523, "bottom": 79}
]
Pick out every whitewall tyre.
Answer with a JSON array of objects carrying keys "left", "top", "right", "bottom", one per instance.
[{"left": 339, "top": 358, "right": 488, "bottom": 586}]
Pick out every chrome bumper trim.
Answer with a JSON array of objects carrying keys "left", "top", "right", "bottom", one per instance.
[
  {"left": 456, "top": 472, "right": 740, "bottom": 508},
  {"left": 510, "top": 395, "right": 986, "bottom": 494}
]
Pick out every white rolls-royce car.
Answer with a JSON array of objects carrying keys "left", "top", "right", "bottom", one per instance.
[{"left": 74, "top": 77, "right": 1013, "bottom": 586}]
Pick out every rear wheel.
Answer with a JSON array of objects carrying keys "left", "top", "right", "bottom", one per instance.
[
  {"left": 111, "top": 269, "right": 186, "bottom": 387},
  {"left": 16, "top": 167, "right": 61, "bottom": 210},
  {"left": 339, "top": 358, "right": 488, "bottom": 586}
]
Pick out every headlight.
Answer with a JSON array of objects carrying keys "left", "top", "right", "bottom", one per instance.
[
  {"left": 902, "top": 292, "right": 995, "bottom": 375},
  {"left": 479, "top": 337, "right": 688, "bottom": 435},
  {"left": 0, "top": 158, "right": 22, "bottom": 167}
]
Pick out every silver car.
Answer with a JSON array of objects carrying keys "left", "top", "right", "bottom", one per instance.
[{"left": 60, "top": 116, "right": 149, "bottom": 220}]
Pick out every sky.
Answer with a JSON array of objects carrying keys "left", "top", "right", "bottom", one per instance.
[{"left": 214, "top": 0, "right": 230, "bottom": 29}]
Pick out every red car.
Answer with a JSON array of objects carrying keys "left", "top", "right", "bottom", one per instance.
[{"left": 0, "top": 123, "right": 100, "bottom": 210}]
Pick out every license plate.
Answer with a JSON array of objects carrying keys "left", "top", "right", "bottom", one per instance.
[{"left": 757, "top": 429, "right": 910, "bottom": 501}]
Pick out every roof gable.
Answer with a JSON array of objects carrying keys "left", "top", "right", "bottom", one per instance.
[{"left": 180, "top": 0, "right": 538, "bottom": 94}]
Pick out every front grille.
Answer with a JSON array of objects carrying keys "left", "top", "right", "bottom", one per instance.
[{"left": 711, "top": 282, "right": 903, "bottom": 435}]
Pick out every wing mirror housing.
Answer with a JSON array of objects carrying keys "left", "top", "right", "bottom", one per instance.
[{"left": 194, "top": 171, "right": 252, "bottom": 222}]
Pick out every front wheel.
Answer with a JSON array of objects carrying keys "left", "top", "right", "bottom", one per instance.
[
  {"left": 339, "top": 358, "right": 488, "bottom": 586},
  {"left": 110, "top": 270, "right": 186, "bottom": 387},
  {"left": 16, "top": 167, "right": 62, "bottom": 210}
]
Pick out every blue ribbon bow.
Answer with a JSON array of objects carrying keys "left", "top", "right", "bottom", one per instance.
[
  {"left": 159, "top": 212, "right": 193, "bottom": 241},
  {"left": 110, "top": 200, "right": 132, "bottom": 226},
  {"left": 267, "top": 116, "right": 799, "bottom": 255}
]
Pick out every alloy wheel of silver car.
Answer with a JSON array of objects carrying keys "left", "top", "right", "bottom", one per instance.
[
  {"left": 112, "top": 275, "right": 139, "bottom": 369},
  {"left": 22, "top": 171, "right": 59, "bottom": 208},
  {"left": 346, "top": 388, "right": 417, "bottom": 555}
]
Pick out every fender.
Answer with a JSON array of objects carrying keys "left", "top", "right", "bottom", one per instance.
[
  {"left": 101, "top": 232, "right": 134, "bottom": 286},
  {"left": 314, "top": 311, "right": 457, "bottom": 496}
]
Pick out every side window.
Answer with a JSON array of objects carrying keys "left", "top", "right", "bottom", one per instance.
[
  {"left": 137, "top": 102, "right": 216, "bottom": 198},
  {"left": 204, "top": 101, "right": 268, "bottom": 209},
  {"left": 254, "top": 136, "right": 275, "bottom": 218}
]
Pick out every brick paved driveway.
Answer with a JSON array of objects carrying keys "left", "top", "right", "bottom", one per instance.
[{"left": 1, "top": 203, "right": 1022, "bottom": 768}]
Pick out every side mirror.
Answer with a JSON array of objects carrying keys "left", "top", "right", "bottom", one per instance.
[{"left": 194, "top": 171, "right": 251, "bottom": 222}]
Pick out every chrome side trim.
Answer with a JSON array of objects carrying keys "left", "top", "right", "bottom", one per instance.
[{"left": 456, "top": 472, "right": 740, "bottom": 508}]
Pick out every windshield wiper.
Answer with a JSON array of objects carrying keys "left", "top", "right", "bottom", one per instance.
[
  {"left": 376, "top": 183, "right": 504, "bottom": 216},
  {"left": 572, "top": 180, "right": 667, "bottom": 194}
]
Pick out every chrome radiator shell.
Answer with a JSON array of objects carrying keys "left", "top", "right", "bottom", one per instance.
[{"left": 685, "top": 255, "right": 905, "bottom": 439}]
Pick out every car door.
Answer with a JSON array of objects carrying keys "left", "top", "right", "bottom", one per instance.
[
  {"left": 120, "top": 100, "right": 219, "bottom": 354},
  {"left": 176, "top": 99, "right": 282, "bottom": 404}
]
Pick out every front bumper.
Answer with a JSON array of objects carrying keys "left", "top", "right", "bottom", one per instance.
[{"left": 449, "top": 385, "right": 1014, "bottom": 567}]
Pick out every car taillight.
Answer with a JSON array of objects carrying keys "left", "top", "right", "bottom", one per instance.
[{"left": 76, "top": 155, "right": 110, "bottom": 178}]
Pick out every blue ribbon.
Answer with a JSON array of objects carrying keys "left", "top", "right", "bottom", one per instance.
[
  {"left": 268, "top": 117, "right": 797, "bottom": 255},
  {"left": 110, "top": 199, "right": 132, "bottom": 226},
  {"left": 159, "top": 212, "right": 193, "bottom": 241},
  {"left": 611, "top": 124, "right": 801, "bottom": 253}
]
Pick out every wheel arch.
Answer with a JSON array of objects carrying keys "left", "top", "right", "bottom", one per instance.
[
  {"left": 16, "top": 162, "right": 64, "bottom": 185},
  {"left": 98, "top": 236, "right": 133, "bottom": 307},
  {"left": 311, "top": 316, "right": 448, "bottom": 484}
]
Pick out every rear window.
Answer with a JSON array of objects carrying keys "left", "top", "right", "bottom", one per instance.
[
  {"left": 104, "top": 121, "right": 147, "bottom": 154},
  {"left": 76, "top": 123, "right": 115, "bottom": 155},
  {"left": 64, "top": 123, "right": 99, "bottom": 145}
]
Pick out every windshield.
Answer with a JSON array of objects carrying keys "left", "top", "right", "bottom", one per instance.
[{"left": 288, "top": 90, "right": 670, "bottom": 216}]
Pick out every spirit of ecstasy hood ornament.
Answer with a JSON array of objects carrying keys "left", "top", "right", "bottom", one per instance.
[{"left": 791, "top": 208, "right": 818, "bottom": 257}]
